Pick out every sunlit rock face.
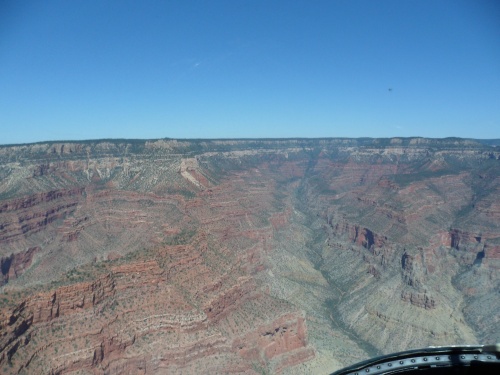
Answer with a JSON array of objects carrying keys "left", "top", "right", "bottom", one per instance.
[{"left": 0, "top": 138, "right": 498, "bottom": 374}]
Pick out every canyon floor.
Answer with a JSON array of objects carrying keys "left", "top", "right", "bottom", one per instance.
[{"left": 0, "top": 138, "right": 499, "bottom": 374}]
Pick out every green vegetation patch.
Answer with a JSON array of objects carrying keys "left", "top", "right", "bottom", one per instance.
[
  {"left": 163, "top": 228, "right": 197, "bottom": 246},
  {"left": 390, "top": 168, "right": 461, "bottom": 187}
]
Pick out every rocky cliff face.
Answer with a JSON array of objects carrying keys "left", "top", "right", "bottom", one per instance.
[{"left": 0, "top": 138, "right": 498, "bottom": 374}]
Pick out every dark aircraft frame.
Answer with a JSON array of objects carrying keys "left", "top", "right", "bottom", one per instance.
[{"left": 330, "top": 344, "right": 500, "bottom": 375}]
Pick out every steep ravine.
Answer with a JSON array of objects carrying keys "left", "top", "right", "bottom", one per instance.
[
  {"left": 293, "top": 158, "right": 481, "bottom": 357},
  {"left": 294, "top": 174, "right": 380, "bottom": 359}
]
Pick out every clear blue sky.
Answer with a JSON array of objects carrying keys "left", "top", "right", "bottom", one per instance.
[{"left": 1, "top": 0, "right": 499, "bottom": 144}]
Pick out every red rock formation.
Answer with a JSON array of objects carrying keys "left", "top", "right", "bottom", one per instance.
[
  {"left": 0, "top": 188, "right": 84, "bottom": 214},
  {"left": 204, "top": 277, "right": 255, "bottom": 322},
  {"left": 1, "top": 247, "right": 40, "bottom": 285},
  {"left": 0, "top": 188, "right": 84, "bottom": 243},
  {"left": 401, "top": 290, "right": 436, "bottom": 309},
  {"left": 484, "top": 243, "right": 500, "bottom": 259},
  {"left": 329, "top": 220, "right": 386, "bottom": 250},
  {"left": 234, "top": 313, "right": 309, "bottom": 361},
  {"left": 0, "top": 257, "right": 310, "bottom": 374}
]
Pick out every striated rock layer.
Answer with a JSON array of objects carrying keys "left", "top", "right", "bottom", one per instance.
[{"left": 0, "top": 138, "right": 499, "bottom": 374}]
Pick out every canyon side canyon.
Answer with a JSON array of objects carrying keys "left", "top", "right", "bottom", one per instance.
[{"left": 0, "top": 138, "right": 499, "bottom": 374}]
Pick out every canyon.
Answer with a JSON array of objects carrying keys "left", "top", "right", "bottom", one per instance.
[{"left": 0, "top": 137, "right": 499, "bottom": 374}]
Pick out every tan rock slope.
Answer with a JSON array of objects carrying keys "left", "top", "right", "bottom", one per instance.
[{"left": 0, "top": 138, "right": 498, "bottom": 374}]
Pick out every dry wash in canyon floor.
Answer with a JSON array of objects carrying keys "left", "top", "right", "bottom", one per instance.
[{"left": 0, "top": 138, "right": 499, "bottom": 374}]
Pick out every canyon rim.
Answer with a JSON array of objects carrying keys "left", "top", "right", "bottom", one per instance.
[{"left": 0, "top": 137, "right": 499, "bottom": 374}]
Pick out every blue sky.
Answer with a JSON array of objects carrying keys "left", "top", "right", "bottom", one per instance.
[{"left": 1, "top": 0, "right": 499, "bottom": 144}]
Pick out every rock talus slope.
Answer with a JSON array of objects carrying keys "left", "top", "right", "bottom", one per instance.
[{"left": 0, "top": 138, "right": 499, "bottom": 374}]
